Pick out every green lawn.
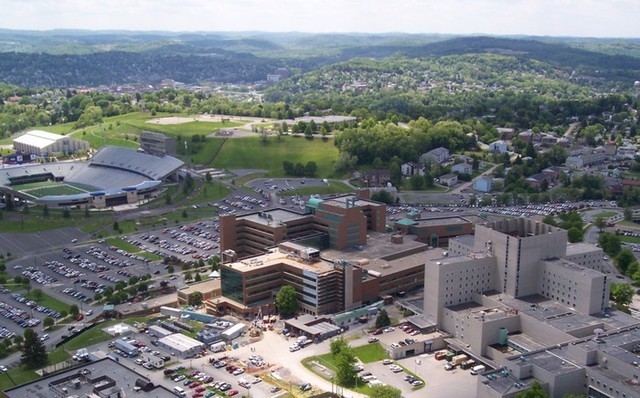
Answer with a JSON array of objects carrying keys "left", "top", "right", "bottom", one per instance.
[
  {"left": 24, "top": 291, "right": 73, "bottom": 314},
  {"left": 619, "top": 235, "right": 640, "bottom": 244},
  {"left": 593, "top": 211, "right": 618, "bottom": 218},
  {"left": 352, "top": 343, "right": 389, "bottom": 363},
  {"left": 105, "top": 237, "right": 140, "bottom": 253},
  {"left": 184, "top": 181, "right": 231, "bottom": 206},
  {"left": 213, "top": 136, "right": 340, "bottom": 177},
  {"left": 278, "top": 181, "right": 353, "bottom": 197}
]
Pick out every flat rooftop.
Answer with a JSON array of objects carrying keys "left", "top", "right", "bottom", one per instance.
[
  {"left": 542, "top": 258, "right": 604, "bottom": 276},
  {"left": 225, "top": 247, "right": 336, "bottom": 274},
  {"left": 320, "top": 194, "right": 384, "bottom": 209},
  {"left": 323, "top": 232, "right": 429, "bottom": 262},
  {"left": 480, "top": 372, "right": 537, "bottom": 396},
  {"left": 565, "top": 242, "right": 603, "bottom": 256},
  {"left": 509, "top": 349, "right": 581, "bottom": 376},
  {"left": 446, "top": 302, "right": 519, "bottom": 322},
  {"left": 490, "top": 293, "right": 639, "bottom": 333},
  {"left": 4, "top": 357, "right": 174, "bottom": 398},
  {"left": 237, "top": 208, "right": 310, "bottom": 226},
  {"left": 178, "top": 278, "right": 220, "bottom": 295},
  {"left": 413, "top": 216, "right": 471, "bottom": 227}
]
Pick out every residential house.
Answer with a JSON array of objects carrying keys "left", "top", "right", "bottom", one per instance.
[
  {"left": 541, "top": 134, "right": 558, "bottom": 146},
  {"left": 617, "top": 145, "right": 637, "bottom": 159},
  {"left": 451, "top": 162, "right": 472, "bottom": 175},
  {"left": 488, "top": 140, "right": 508, "bottom": 154},
  {"left": 420, "top": 147, "right": 450, "bottom": 165},
  {"left": 518, "top": 131, "right": 533, "bottom": 142},
  {"left": 565, "top": 150, "right": 607, "bottom": 169},
  {"left": 439, "top": 173, "right": 458, "bottom": 187},
  {"left": 474, "top": 176, "right": 493, "bottom": 193},
  {"left": 557, "top": 137, "right": 573, "bottom": 147},
  {"left": 362, "top": 169, "right": 391, "bottom": 187},
  {"left": 401, "top": 162, "right": 424, "bottom": 177},
  {"left": 542, "top": 167, "right": 564, "bottom": 184},
  {"left": 526, "top": 173, "right": 551, "bottom": 190},
  {"left": 497, "top": 127, "right": 515, "bottom": 140}
]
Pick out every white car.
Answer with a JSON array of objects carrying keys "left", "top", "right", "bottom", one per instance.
[
  {"left": 289, "top": 344, "right": 300, "bottom": 352},
  {"left": 383, "top": 327, "right": 395, "bottom": 333}
]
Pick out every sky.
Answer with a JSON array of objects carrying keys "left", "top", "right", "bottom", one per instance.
[{"left": 1, "top": 0, "right": 639, "bottom": 38}]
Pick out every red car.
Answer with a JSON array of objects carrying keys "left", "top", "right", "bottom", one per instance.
[
  {"left": 192, "top": 393, "right": 203, "bottom": 398},
  {"left": 195, "top": 387, "right": 206, "bottom": 393},
  {"left": 227, "top": 390, "right": 239, "bottom": 397},
  {"left": 372, "top": 329, "right": 383, "bottom": 335},
  {"left": 188, "top": 382, "right": 200, "bottom": 389}
]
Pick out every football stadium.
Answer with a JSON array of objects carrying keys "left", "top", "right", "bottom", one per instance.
[{"left": 0, "top": 146, "right": 184, "bottom": 208}]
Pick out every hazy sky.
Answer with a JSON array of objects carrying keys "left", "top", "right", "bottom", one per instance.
[{"left": 1, "top": 0, "right": 639, "bottom": 38}]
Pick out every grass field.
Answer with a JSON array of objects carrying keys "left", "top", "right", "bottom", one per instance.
[
  {"left": 24, "top": 291, "right": 73, "bottom": 314},
  {"left": 213, "top": 136, "right": 341, "bottom": 177},
  {"left": 16, "top": 182, "right": 88, "bottom": 198}
]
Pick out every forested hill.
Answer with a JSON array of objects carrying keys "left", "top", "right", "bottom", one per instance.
[{"left": 0, "top": 31, "right": 639, "bottom": 88}]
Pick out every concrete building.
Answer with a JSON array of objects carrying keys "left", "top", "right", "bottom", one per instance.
[
  {"left": 565, "top": 150, "right": 607, "bottom": 169},
  {"left": 420, "top": 219, "right": 632, "bottom": 398},
  {"left": 140, "top": 131, "right": 177, "bottom": 156},
  {"left": 393, "top": 216, "right": 474, "bottom": 248},
  {"left": 451, "top": 162, "right": 473, "bottom": 175},
  {"left": 474, "top": 176, "right": 493, "bottom": 193},
  {"left": 439, "top": 173, "right": 458, "bottom": 187},
  {"left": 13, "top": 130, "right": 89, "bottom": 157},
  {"left": 219, "top": 193, "right": 386, "bottom": 257},
  {"left": 488, "top": 140, "right": 508, "bottom": 154},
  {"left": 420, "top": 147, "right": 450, "bottom": 165},
  {"left": 4, "top": 357, "right": 174, "bottom": 398},
  {"left": 156, "top": 333, "right": 205, "bottom": 358}
]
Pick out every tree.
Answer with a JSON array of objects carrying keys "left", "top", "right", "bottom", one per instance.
[
  {"left": 335, "top": 347, "right": 357, "bottom": 386},
  {"left": 567, "top": 227, "right": 584, "bottom": 243},
  {"left": 43, "top": 316, "right": 54, "bottom": 329},
  {"left": 189, "top": 291, "right": 203, "bottom": 306},
  {"left": 615, "top": 249, "right": 635, "bottom": 274},
  {"left": 515, "top": 381, "right": 547, "bottom": 398},
  {"left": 593, "top": 216, "right": 606, "bottom": 232},
  {"left": 330, "top": 337, "right": 357, "bottom": 387},
  {"left": 409, "top": 174, "right": 424, "bottom": 190},
  {"left": 371, "top": 190, "right": 394, "bottom": 204},
  {"left": 69, "top": 304, "right": 80, "bottom": 317},
  {"left": 610, "top": 282, "right": 634, "bottom": 310},
  {"left": 20, "top": 329, "right": 47, "bottom": 369},
  {"left": 275, "top": 285, "right": 299, "bottom": 317},
  {"left": 370, "top": 384, "right": 402, "bottom": 398},
  {"left": 542, "top": 215, "right": 557, "bottom": 226},
  {"left": 375, "top": 309, "right": 391, "bottom": 329},
  {"left": 305, "top": 161, "right": 318, "bottom": 176},
  {"left": 63, "top": 208, "right": 71, "bottom": 219},
  {"left": 330, "top": 337, "right": 349, "bottom": 356},
  {"left": 205, "top": 171, "right": 212, "bottom": 182},
  {"left": 599, "top": 232, "right": 621, "bottom": 257},
  {"left": 113, "top": 221, "right": 120, "bottom": 231},
  {"left": 31, "top": 288, "right": 43, "bottom": 302},
  {"left": 42, "top": 205, "right": 49, "bottom": 217},
  {"left": 194, "top": 272, "right": 202, "bottom": 282},
  {"left": 624, "top": 207, "right": 633, "bottom": 221}
]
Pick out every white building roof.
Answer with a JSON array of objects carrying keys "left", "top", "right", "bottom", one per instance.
[
  {"left": 159, "top": 333, "right": 204, "bottom": 352},
  {"left": 13, "top": 130, "right": 67, "bottom": 149}
]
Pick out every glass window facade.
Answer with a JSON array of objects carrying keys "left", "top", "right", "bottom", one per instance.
[{"left": 221, "top": 266, "right": 244, "bottom": 304}]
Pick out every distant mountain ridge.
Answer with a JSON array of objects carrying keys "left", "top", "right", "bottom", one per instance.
[{"left": 0, "top": 31, "right": 638, "bottom": 87}]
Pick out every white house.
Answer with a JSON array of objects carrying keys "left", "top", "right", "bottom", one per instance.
[
  {"left": 451, "top": 162, "right": 472, "bottom": 175},
  {"left": 474, "top": 176, "right": 493, "bottom": 193},
  {"left": 420, "top": 147, "right": 450, "bottom": 165},
  {"left": 401, "top": 162, "right": 424, "bottom": 177},
  {"left": 488, "top": 140, "right": 508, "bottom": 154},
  {"left": 439, "top": 173, "right": 458, "bottom": 187}
]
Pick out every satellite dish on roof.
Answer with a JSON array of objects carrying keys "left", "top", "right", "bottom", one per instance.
[{"left": 593, "top": 328, "right": 605, "bottom": 337}]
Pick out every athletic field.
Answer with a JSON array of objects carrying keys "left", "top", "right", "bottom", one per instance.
[{"left": 12, "top": 181, "right": 89, "bottom": 198}]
